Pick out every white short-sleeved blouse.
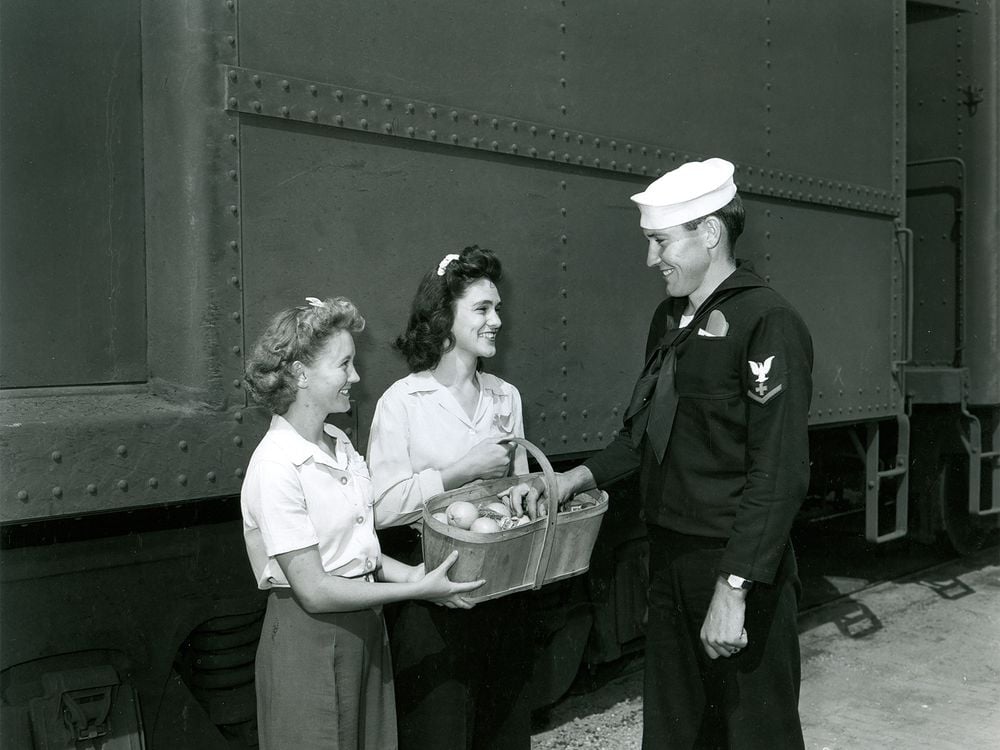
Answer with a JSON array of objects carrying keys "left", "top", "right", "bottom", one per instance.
[
  {"left": 367, "top": 371, "right": 529, "bottom": 528},
  {"left": 241, "top": 415, "right": 381, "bottom": 589}
]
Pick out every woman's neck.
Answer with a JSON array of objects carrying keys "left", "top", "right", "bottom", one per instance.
[
  {"left": 282, "top": 401, "right": 327, "bottom": 444},
  {"left": 432, "top": 349, "right": 478, "bottom": 387}
]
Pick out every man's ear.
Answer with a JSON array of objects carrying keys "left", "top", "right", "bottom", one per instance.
[{"left": 702, "top": 215, "right": 723, "bottom": 250}]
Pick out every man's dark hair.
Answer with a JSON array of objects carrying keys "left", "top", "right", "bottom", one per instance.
[{"left": 683, "top": 194, "right": 745, "bottom": 256}]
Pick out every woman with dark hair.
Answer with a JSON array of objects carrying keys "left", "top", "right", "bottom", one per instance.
[
  {"left": 241, "top": 296, "right": 483, "bottom": 750},
  {"left": 367, "top": 246, "right": 535, "bottom": 750}
]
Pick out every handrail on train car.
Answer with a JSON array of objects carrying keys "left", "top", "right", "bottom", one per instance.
[
  {"left": 906, "top": 156, "right": 968, "bottom": 368},
  {"left": 893, "top": 226, "right": 914, "bottom": 370},
  {"left": 959, "top": 404, "right": 1000, "bottom": 517}
]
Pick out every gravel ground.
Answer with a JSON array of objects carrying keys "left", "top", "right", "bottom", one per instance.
[{"left": 531, "top": 662, "right": 644, "bottom": 750}]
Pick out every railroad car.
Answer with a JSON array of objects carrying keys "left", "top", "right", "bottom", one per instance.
[{"left": 1, "top": 1, "right": 996, "bottom": 747}]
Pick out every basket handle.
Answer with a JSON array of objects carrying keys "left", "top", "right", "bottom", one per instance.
[{"left": 503, "top": 437, "right": 560, "bottom": 590}]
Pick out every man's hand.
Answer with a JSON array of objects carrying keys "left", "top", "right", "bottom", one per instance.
[
  {"left": 700, "top": 577, "right": 749, "bottom": 659},
  {"left": 502, "top": 465, "right": 597, "bottom": 519}
]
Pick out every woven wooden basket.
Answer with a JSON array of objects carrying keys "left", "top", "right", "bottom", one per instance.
[{"left": 421, "top": 438, "right": 608, "bottom": 603}]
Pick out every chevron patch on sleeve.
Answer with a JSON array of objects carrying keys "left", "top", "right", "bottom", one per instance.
[{"left": 747, "top": 355, "right": 784, "bottom": 404}]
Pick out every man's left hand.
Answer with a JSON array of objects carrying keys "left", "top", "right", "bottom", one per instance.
[{"left": 700, "top": 578, "right": 749, "bottom": 659}]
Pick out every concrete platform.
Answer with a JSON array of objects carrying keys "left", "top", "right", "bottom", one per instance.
[
  {"left": 532, "top": 547, "right": 1000, "bottom": 749},
  {"left": 799, "top": 547, "right": 1000, "bottom": 749}
]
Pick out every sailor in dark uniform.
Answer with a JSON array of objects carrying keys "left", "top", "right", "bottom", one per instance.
[{"left": 513, "top": 158, "right": 813, "bottom": 749}]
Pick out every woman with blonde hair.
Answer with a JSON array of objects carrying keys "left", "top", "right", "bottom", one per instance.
[{"left": 242, "top": 295, "right": 482, "bottom": 750}]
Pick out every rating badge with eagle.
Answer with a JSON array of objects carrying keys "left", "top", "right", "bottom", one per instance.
[{"left": 747, "top": 355, "right": 783, "bottom": 404}]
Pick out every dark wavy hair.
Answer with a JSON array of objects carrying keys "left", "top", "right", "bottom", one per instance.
[
  {"left": 683, "top": 194, "right": 745, "bottom": 257},
  {"left": 393, "top": 245, "right": 502, "bottom": 372},
  {"left": 245, "top": 296, "right": 365, "bottom": 415}
]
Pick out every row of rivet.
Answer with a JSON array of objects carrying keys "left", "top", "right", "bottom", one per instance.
[
  {"left": 12, "top": 406, "right": 253, "bottom": 503},
  {"left": 46, "top": 436, "right": 245, "bottom": 462},
  {"left": 224, "top": 66, "right": 900, "bottom": 216},
  {"left": 891, "top": 2, "right": 904, "bottom": 390},
  {"left": 222, "top": 3, "right": 245, "bottom": 387},
  {"left": 808, "top": 403, "right": 897, "bottom": 420},
  {"left": 532, "top": 399, "right": 623, "bottom": 448},
  {"left": 893, "top": 5, "right": 904, "bottom": 192},
  {"left": 558, "top": 174, "right": 571, "bottom": 415},
  {"left": 955, "top": 16, "right": 965, "bottom": 153},
  {"left": 763, "top": 15, "right": 773, "bottom": 158},
  {"left": 535, "top": 432, "right": 613, "bottom": 448},
  {"left": 558, "top": 2, "right": 568, "bottom": 119},
  {"left": 14, "top": 467, "right": 248, "bottom": 503},
  {"left": 892, "top": 4, "right": 905, "bottom": 366},
  {"left": 550, "top": 170, "right": 625, "bottom": 448}
]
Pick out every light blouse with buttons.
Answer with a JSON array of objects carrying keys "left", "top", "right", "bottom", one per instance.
[
  {"left": 367, "top": 371, "right": 528, "bottom": 528},
  {"left": 241, "top": 415, "right": 381, "bottom": 589}
]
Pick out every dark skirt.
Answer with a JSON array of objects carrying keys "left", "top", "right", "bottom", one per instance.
[
  {"left": 380, "top": 526, "right": 535, "bottom": 750},
  {"left": 255, "top": 589, "right": 397, "bottom": 750}
]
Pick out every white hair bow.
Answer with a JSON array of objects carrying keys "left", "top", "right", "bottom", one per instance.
[
  {"left": 436, "top": 254, "right": 460, "bottom": 276},
  {"left": 305, "top": 297, "right": 326, "bottom": 308}
]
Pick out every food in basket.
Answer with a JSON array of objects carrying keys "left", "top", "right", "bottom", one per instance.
[
  {"left": 482, "top": 501, "right": 512, "bottom": 518},
  {"left": 435, "top": 496, "right": 540, "bottom": 532},
  {"left": 499, "top": 515, "right": 531, "bottom": 531},
  {"left": 469, "top": 516, "right": 502, "bottom": 534},
  {"left": 446, "top": 500, "right": 479, "bottom": 529},
  {"left": 421, "top": 439, "right": 609, "bottom": 601},
  {"left": 565, "top": 496, "right": 600, "bottom": 512}
]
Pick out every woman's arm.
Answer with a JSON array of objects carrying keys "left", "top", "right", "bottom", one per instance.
[
  {"left": 368, "top": 394, "right": 445, "bottom": 527},
  {"left": 377, "top": 553, "right": 420, "bottom": 583},
  {"left": 276, "top": 546, "right": 483, "bottom": 612}
]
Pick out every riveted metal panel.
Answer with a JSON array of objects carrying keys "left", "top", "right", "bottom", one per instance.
[
  {"left": 907, "top": 1, "right": 963, "bottom": 160},
  {"left": 142, "top": 0, "right": 245, "bottom": 406},
  {"left": 0, "top": 0, "right": 146, "bottom": 388},
  {"left": 237, "top": 115, "right": 901, "bottom": 454},
  {"left": 0, "top": 0, "right": 915, "bottom": 520},
  {"left": 1, "top": 0, "right": 255, "bottom": 523},
  {"left": 742, "top": 202, "right": 903, "bottom": 426},
  {"left": 907, "top": 160, "right": 962, "bottom": 366},
  {"left": 529, "top": 169, "right": 665, "bottom": 454},
  {"left": 237, "top": 121, "right": 664, "bottom": 456},
  {"left": 557, "top": 1, "right": 765, "bottom": 161},
  {"left": 237, "top": 0, "right": 559, "bottom": 126},
  {"left": 766, "top": 0, "right": 899, "bottom": 191},
  {"left": 224, "top": 66, "right": 902, "bottom": 218},
  {"left": 961, "top": 0, "right": 1000, "bottom": 405},
  {"left": 905, "top": 1, "right": 999, "bottom": 396},
  {"left": 0, "top": 391, "right": 268, "bottom": 523}
]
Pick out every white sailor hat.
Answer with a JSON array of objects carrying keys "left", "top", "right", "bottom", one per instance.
[{"left": 631, "top": 158, "right": 737, "bottom": 230}]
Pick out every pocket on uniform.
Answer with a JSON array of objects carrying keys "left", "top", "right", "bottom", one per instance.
[{"left": 675, "top": 337, "right": 742, "bottom": 398}]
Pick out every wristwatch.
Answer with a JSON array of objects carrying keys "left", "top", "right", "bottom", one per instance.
[{"left": 723, "top": 574, "right": 753, "bottom": 590}]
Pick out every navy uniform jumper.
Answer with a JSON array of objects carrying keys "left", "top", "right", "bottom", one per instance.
[{"left": 586, "top": 263, "right": 813, "bottom": 749}]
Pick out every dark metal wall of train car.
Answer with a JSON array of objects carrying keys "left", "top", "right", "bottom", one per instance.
[
  {"left": 230, "top": 0, "right": 906, "bottom": 453},
  {"left": 0, "top": 0, "right": 147, "bottom": 388},
  {"left": 905, "top": 1, "right": 1000, "bottom": 401},
  {"left": 1, "top": 0, "right": 912, "bottom": 521}
]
